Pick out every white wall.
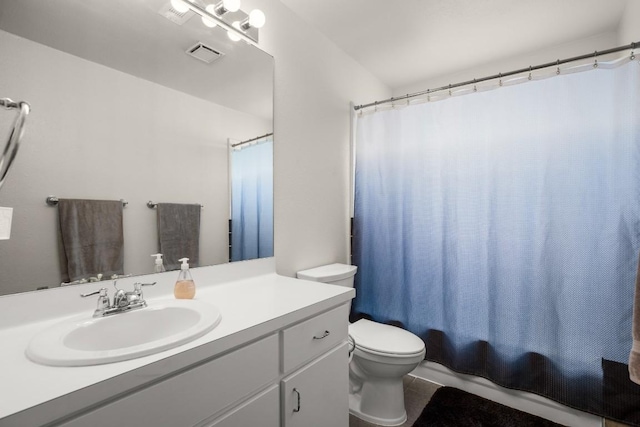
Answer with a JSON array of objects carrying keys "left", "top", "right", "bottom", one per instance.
[
  {"left": 618, "top": 0, "right": 640, "bottom": 44},
  {"left": 242, "top": 0, "right": 391, "bottom": 277},
  {"left": 0, "top": 30, "right": 270, "bottom": 294}
]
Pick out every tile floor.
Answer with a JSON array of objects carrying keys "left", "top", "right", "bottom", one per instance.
[
  {"left": 349, "top": 376, "right": 440, "bottom": 427},
  {"left": 605, "top": 421, "right": 633, "bottom": 427},
  {"left": 348, "top": 376, "right": 633, "bottom": 427}
]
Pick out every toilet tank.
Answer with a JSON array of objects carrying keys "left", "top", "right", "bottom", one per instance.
[{"left": 296, "top": 263, "right": 358, "bottom": 288}]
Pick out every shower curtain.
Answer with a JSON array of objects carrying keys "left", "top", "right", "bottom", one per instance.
[
  {"left": 353, "top": 62, "right": 640, "bottom": 420},
  {"left": 231, "top": 138, "right": 273, "bottom": 261}
]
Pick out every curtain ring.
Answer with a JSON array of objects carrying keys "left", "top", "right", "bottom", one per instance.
[
  {"left": 556, "top": 59, "right": 561, "bottom": 75},
  {"left": 593, "top": 51, "right": 598, "bottom": 68},
  {"left": 631, "top": 44, "right": 636, "bottom": 61},
  {"left": 499, "top": 72, "right": 503, "bottom": 87},
  {"left": 426, "top": 89, "right": 431, "bottom": 102},
  {"left": 374, "top": 101, "right": 378, "bottom": 112},
  {"left": 528, "top": 66, "right": 532, "bottom": 81},
  {"left": 473, "top": 78, "right": 477, "bottom": 92},
  {"left": 448, "top": 84, "right": 452, "bottom": 96},
  {"left": 405, "top": 94, "right": 410, "bottom": 106}
]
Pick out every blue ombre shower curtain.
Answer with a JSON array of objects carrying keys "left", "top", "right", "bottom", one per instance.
[
  {"left": 353, "top": 62, "right": 640, "bottom": 418},
  {"left": 231, "top": 139, "right": 273, "bottom": 261}
]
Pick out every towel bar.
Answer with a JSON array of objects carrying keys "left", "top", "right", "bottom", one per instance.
[
  {"left": 46, "top": 196, "right": 128, "bottom": 207},
  {"left": 147, "top": 201, "right": 204, "bottom": 209}
]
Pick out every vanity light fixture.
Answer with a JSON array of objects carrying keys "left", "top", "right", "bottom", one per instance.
[
  {"left": 170, "top": 0, "right": 192, "bottom": 13},
  {"left": 227, "top": 9, "right": 265, "bottom": 41},
  {"left": 171, "top": 0, "right": 265, "bottom": 45},
  {"left": 201, "top": 5, "right": 218, "bottom": 27},
  {"left": 227, "top": 22, "right": 243, "bottom": 42},
  {"left": 242, "top": 9, "right": 266, "bottom": 30},
  {"left": 214, "top": 0, "right": 241, "bottom": 15}
]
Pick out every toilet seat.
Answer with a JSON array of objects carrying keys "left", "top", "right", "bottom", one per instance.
[{"left": 349, "top": 319, "right": 425, "bottom": 357}]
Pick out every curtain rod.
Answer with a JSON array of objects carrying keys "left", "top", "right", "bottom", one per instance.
[
  {"left": 354, "top": 41, "right": 639, "bottom": 111},
  {"left": 231, "top": 132, "right": 273, "bottom": 148}
]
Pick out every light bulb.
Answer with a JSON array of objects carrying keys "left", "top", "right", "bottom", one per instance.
[
  {"left": 227, "top": 21, "right": 242, "bottom": 41},
  {"left": 222, "top": 0, "right": 241, "bottom": 12},
  {"left": 170, "top": 0, "right": 190, "bottom": 13},
  {"left": 202, "top": 4, "right": 217, "bottom": 27},
  {"left": 248, "top": 9, "right": 265, "bottom": 28}
]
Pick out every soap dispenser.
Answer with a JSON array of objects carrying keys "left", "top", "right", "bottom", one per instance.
[
  {"left": 174, "top": 257, "right": 196, "bottom": 299},
  {"left": 151, "top": 253, "right": 166, "bottom": 273}
]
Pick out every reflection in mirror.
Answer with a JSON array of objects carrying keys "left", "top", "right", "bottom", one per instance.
[
  {"left": 230, "top": 133, "right": 274, "bottom": 261},
  {"left": 0, "top": 0, "right": 274, "bottom": 296}
]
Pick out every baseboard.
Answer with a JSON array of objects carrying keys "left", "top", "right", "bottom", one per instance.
[{"left": 411, "top": 361, "right": 603, "bottom": 427}]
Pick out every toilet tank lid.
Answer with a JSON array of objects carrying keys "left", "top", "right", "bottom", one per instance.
[{"left": 297, "top": 263, "right": 358, "bottom": 282}]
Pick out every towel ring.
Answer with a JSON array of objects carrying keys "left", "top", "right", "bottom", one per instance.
[{"left": 0, "top": 99, "right": 30, "bottom": 192}]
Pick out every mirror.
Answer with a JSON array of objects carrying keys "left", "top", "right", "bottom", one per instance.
[{"left": 0, "top": 0, "right": 274, "bottom": 296}]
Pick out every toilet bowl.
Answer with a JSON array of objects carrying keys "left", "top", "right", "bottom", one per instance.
[
  {"left": 348, "top": 318, "right": 426, "bottom": 426},
  {"left": 297, "top": 263, "right": 426, "bottom": 426}
]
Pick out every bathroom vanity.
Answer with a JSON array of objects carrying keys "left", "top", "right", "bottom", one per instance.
[{"left": 0, "top": 259, "right": 354, "bottom": 427}]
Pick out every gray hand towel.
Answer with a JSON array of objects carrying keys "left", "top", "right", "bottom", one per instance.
[
  {"left": 58, "top": 199, "right": 124, "bottom": 283},
  {"left": 157, "top": 203, "right": 201, "bottom": 271},
  {"left": 630, "top": 252, "right": 640, "bottom": 384}
]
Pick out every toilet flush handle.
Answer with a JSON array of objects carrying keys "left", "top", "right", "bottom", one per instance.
[{"left": 313, "top": 330, "right": 330, "bottom": 340}]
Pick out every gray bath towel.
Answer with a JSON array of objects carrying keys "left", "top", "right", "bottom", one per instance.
[
  {"left": 157, "top": 203, "right": 201, "bottom": 271},
  {"left": 58, "top": 199, "right": 124, "bottom": 283},
  {"left": 630, "top": 252, "right": 640, "bottom": 384}
]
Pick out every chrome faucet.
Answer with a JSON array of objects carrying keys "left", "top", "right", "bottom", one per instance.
[{"left": 81, "top": 281, "right": 156, "bottom": 317}]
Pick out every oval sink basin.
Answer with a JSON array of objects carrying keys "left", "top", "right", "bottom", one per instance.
[{"left": 26, "top": 299, "right": 221, "bottom": 366}]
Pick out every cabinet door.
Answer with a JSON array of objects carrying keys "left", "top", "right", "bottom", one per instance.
[
  {"left": 199, "top": 385, "right": 279, "bottom": 427},
  {"left": 56, "top": 334, "right": 279, "bottom": 427},
  {"left": 281, "top": 343, "right": 349, "bottom": 427}
]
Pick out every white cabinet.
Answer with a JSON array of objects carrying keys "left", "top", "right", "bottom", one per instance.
[
  {"left": 52, "top": 303, "right": 350, "bottom": 427},
  {"left": 199, "top": 385, "right": 280, "bottom": 427},
  {"left": 281, "top": 343, "right": 349, "bottom": 427},
  {"left": 58, "top": 334, "right": 280, "bottom": 427},
  {"left": 282, "top": 304, "right": 349, "bottom": 372}
]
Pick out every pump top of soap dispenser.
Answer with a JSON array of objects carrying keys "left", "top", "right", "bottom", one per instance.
[
  {"left": 151, "top": 253, "right": 166, "bottom": 273},
  {"left": 174, "top": 257, "right": 195, "bottom": 299}
]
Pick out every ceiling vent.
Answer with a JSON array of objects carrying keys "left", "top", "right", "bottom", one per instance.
[
  {"left": 158, "top": 2, "right": 194, "bottom": 25},
  {"left": 186, "top": 42, "right": 224, "bottom": 64}
]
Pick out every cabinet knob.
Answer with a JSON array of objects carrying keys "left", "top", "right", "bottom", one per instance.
[
  {"left": 293, "top": 388, "right": 301, "bottom": 413},
  {"left": 313, "top": 330, "right": 330, "bottom": 340}
]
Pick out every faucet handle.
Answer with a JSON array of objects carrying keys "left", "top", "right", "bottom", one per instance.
[
  {"left": 133, "top": 282, "right": 156, "bottom": 291},
  {"left": 81, "top": 288, "right": 110, "bottom": 314},
  {"left": 133, "top": 282, "right": 156, "bottom": 300},
  {"left": 81, "top": 288, "right": 108, "bottom": 298}
]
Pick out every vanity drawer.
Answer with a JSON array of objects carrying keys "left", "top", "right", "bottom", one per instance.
[
  {"left": 282, "top": 303, "right": 349, "bottom": 373},
  {"left": 58, "top": 334, "right": 279, "bottom": 427}
]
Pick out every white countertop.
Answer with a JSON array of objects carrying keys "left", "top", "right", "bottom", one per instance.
[{"left": 0, "top": 258, "right": 355, "bottom": 426}]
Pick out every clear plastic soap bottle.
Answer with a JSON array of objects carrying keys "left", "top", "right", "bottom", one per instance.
[
  {"left": 151, "top": 253, "right": 166, "bottom": 273},
  {"left": 174, "top": 257, "right": 196, "bottom": 299}
]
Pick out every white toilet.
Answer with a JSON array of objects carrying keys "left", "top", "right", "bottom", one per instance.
[{"left": 297, "top": 263, "right": 426, "bottom": 426}]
